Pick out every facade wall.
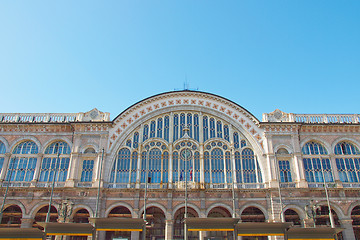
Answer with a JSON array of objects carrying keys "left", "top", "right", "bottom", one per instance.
[{"left": 0, "top": 92, "right": 359, "bottom": 240}]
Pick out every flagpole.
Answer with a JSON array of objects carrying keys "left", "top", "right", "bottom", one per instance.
[
  {"left": 0, "top": 156, "right": 15, "bottom": 223},
  {"left": 320, "top": 158, "right": 335, "bottom": 228}
]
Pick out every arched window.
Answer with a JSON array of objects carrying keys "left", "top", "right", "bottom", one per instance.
[
  {"left": 194, "top": 151, "right": 200, "bottom": 182},
  {"left": 335, "top": 141, "right": 360, "bottom": 182},
  {"left": 110, "top": 148, "right": 131, "bottom": 183},
  {"left": 277, "top": 148, "right": 292, "bottom": 183},
  {"left": 9, "top": 141, "right": 38, "bottom": 182},
  {"left": 164, "top": 116, "right": 170, "bottom": 142},
  {"left": 235, "top": 151, "right": 242, "bottom": 183},
  {"left": 150, "top": 121, "right": 156, "bottom": 138},
  {"left": 203, "top": 116, "right": 209, "bottom": 142},
  {"left": 40, "top": 141, "right": 71, "bottom": 182},
  {"left": 143, "top": 125, "right": 149, "bottom": 142},
  {"left": 242, "top": 148, "right": 259, "bottom": 183},
  {"left": 211, "top": 148, "right": 224, "bottom": 183},
  {"left": 194, "top": 114, "right": 199, "bottom": 142},
  {"left": 0, "top": 141, "right": 5, "bottom": 175},
  {"left": 148, "top": 148, "right": 161, "bottom": 183},
  {"left": 187, "top": 113, "right": 193, "bottom": 138},
  {"left": 233, "top": 132, "right": 239, "bottom": 149},
  {"left": 130, "top": 152, "right": 138, "bottom": 183},
  {"left": 302, "top": 141, "right": 333, "bottom": 183},
  {"left": 204, "top": 151, "right": 210, "bottom": 183},
  {"left": 216, "top": 121, "right": 223, "bottom": 138},
  {"left": 84, "top": 148, "right": 96, "bottom": 154},
  {"left": 173, "top": 114, "right": 179, "bottom": 141},
  {"left": 157, "top": 118, "right": 163, "bottom": 138},
  {"left": 173, "top": 152, "right": 179, "bottom": 182},
  {"left": 163, "top": 151, "right": 169, "bottom": 183},
  {"left": 133, "top": 132, "right": 139, "bottom": 148}
]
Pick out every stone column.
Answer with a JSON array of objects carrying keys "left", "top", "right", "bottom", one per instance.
[
  {"left": 339, "top": 218, "right": 356, "bottom": 240},
  {"left": 302, "top": 218, "right": 315, "bottom": 228},
  {"left": 20, "top": 218, "right": 34, "bottom": 228},
  {"left": 199, "top": 230, "right": 205, "bottom": 240},
  {"left": 31, "top": 153, "right": 43, "bottom": 186},
  {"left": 165, "top": 220, "right": 174, "bottom": 240},
  {"left": 65, "top": 152, "right": 80, "bottom": 187},
  {"left": 131, "top": 231, "right": 140, "bottom": 240}
]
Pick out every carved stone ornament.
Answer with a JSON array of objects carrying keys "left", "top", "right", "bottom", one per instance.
[
  {"left": 263, "top": 109, "right": 291, "bottom": 122},
  {"left": 81, "top": 108, "right": 110, "bottom": 122}
]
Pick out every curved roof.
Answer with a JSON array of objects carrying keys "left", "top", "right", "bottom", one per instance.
[{"left": 113, "top": 90, "right": 259, "bottom": 123}]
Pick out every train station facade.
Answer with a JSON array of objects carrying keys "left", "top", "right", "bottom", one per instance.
[{"left": 0, "top": 90, "right": 359, "bottom": 239}]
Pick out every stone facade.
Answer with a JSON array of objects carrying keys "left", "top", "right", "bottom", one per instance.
[{"left": 0, "top": 90, "right": 359, "bottom": 240}]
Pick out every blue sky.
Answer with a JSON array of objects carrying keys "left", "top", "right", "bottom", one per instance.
[{"left": 1, "top": 1, "right": 359, "bottom": 121}]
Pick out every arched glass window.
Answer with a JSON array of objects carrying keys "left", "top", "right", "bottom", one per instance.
[
  {"left": 209, "top": 118, "right": 216, "bottom": 138},
  {"left": 302, "top": 141, "right": 328, "bottom": 155},
  {"left": 157, "top": 118, "right": 163, "bottom": 138},
  {"left": 133, "top": 132, "right": 139, "bottom": 148},
  {"left": 173, "top": 114, "right": 179, "bottom": 141},
  {"left": 194, "top": 114, "right": 199, "bottom": 142},
  {"left": 241, "top": 140, "right": 246, "bottom": 148},
  {"left": 180, "top": 113, "right": 186, "bottom": 138},
  {"left": 187, "top": 113, "right": 193, "bottom": 138},
  {"left": 84, "top": 148, "right": 96, "bottom": 154},
  {"left": 216, "top": 121, "right": 222, "bottom": 138},
  {"left": 163, "top": 151, "right": 168, "bottom": 183},
  {"left": 0, "top": 142, "right": 5, "bottom": 154},
  {"left": 126, "top": 140, "right": 132, "bottom": 148},
  {"left": 148, "top": 148, "right": 161, "bottom": 183},
  {"left": 203, "top": 116, "right": 209, "bottom": 142},
  {"left": 211, "top": 148, "right": 224, "bottom": 183},
  {"left": 233, "top": 132, "right": 239, "bottom": 149},
  {"left": 224, "top": 125, "right": 229, "bottom": 142},
  {"left": 141, "top": 151, "right": 147, "bottom": 183},
  {"left": 150, "top": 121, "right": 156, "bottom": 138},
  {"left": 131, "top": 152, "right": 138, "bottom": 183},
  {"left": 335, "top": 142, "right": 360, "bottom": 182},
  {"left": 110, "top": 148, "right": 131, "bottom": 183},
  {"left": 172, "top": 152, "right": 179, "bottom": 182},
  {"left": 164, "top": 116, "right": 170, "bottom": 142},
  {"left": 39, "top": 141, "right": 70, "bottom": 182},
  {"left": 242, "top": 148, "right": 257, "bottom": 183},
  {"left": 225, "top": 151, "right": 232, "bottom": 183},
  {"left": 302, "top": 141, "right": 333, "bottom": 183},
  {"left": 9, "top": 141, "right": 38, "bottom": 182},
  {"left": 235, "top": 151, "right": 242, "bottom": 183},
  {"left": 80, "top": 160, "right": 94, "bottom": 182},
  {"left": 194, "top": 151, "right": 200, "bottom": 182},
  {"left": 0, "top": 142, "right": 5, "bottom": 175},
  {"left": 204, "top": 151, "right": 210, "bottom": 183},
  {"left": 143, "top": 125, "right": 149, "bottom": 142}
]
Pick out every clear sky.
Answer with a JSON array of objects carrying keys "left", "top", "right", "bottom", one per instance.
[{"left": 1, "top": 1, "right": 359, "bottom": 121}]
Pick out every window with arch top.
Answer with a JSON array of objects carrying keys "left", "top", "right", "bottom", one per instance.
[
  {"left": 7, "top": 141, "right": 38, "bottom": 182},
  {"left": 335, "top": 141, "right": 360, "bottom": 183},
  {"left": 0, "top": 141, "right": 6, "bottom": 176},
  {"left": 302, "top": 141, "right": 333, "bottom": 183},
  {"left": 39, "top": 141, "right": 71, "bottom": 182}
]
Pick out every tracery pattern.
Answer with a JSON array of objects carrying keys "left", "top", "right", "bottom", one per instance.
[{"left": 110, "top": 111, "right": 262, "bottom": 188}]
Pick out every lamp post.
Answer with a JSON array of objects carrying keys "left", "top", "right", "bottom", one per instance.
[
  {"left": 0, "top": 155, "right": 15, "bottom": 223},
  {"left": 143, "top": 145, "right": 150, "bottom": 240},
  {"left": 320, "top": 158, "right": 335, "bottom": 229},
  {"left": 46, "top": 143, "right": 60, "bottom": 223},
  {"left": 180, "top": 127, "right": 191, "bottom": 240}
]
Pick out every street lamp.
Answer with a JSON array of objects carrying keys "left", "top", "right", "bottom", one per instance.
[{"left": 180, "top": 127, "right": 192, "bottom": 240}]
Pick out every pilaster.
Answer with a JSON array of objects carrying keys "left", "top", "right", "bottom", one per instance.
[{"left": 339, "top": 218, "right": 356, "bottom": 240}]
